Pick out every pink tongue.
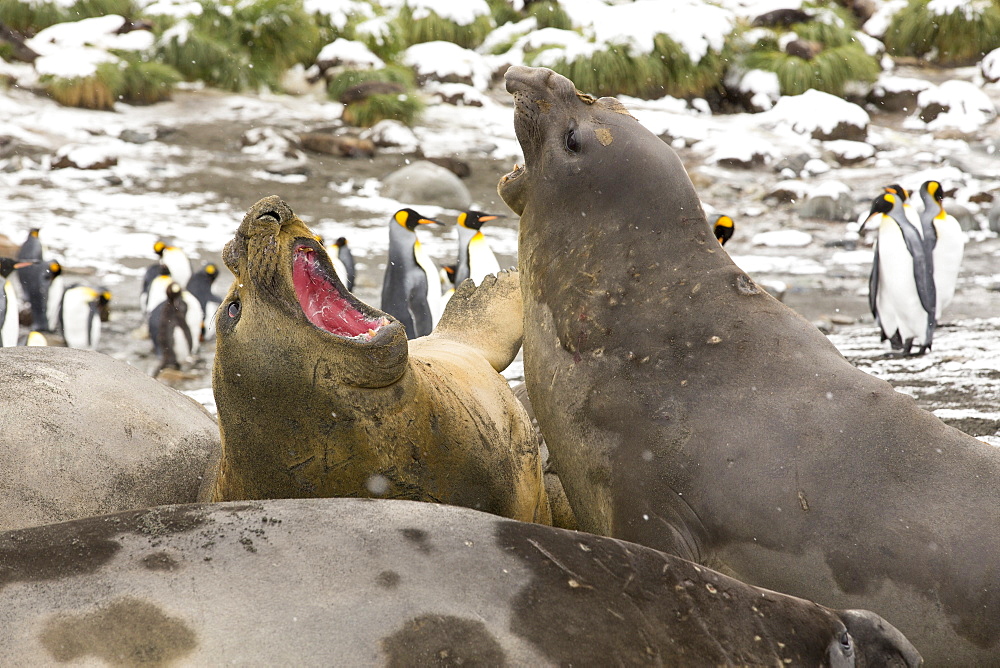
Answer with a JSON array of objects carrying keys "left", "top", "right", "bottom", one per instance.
[{"left": 292, "top": 249, "right": 374, "bottom": 337}]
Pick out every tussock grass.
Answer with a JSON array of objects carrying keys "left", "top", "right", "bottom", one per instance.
[
  {"left": 393, "top": 6, "right": 494, "bottom": 50},
  {"left": 326, "top": 65, "right": 414, "bottom": 101},
  {"left": 342, "top": 92, "right": 423, "bottom": 127},
  {"left": 885, "top": 0, "right": 1000, "bottom": 65}
]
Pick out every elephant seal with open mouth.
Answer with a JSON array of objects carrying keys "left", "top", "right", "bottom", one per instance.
[
  {"left": 208, "top": 196, "right": 550, "bottom": 526},
  {"left": 498, "top": 64, "right": 998, "bottom": 663}
]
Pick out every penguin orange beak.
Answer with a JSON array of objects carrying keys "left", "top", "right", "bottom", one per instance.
[
  {"left": 13, "top": 261, "right": 32, "bottom": 269},
  {"left": 477, "top": 215, "right": 500, "bottom": 223},
  {"left": 417, "top": 217, "right": 445, "bottom": 226}
]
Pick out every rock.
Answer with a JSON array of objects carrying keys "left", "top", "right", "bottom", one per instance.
[
  {"left": 360, "top": 120, "right": 420, "bottom": 152},
  {"left": 51, "top": 144, "right": 117, "bottom": 170},
  {"left": 798, "top": 180, "right": 856, "bottom": 220},
  {"left": 752, "top": 8, "right": 812, "bottom": 26},
  {"left": 401, "top": 41, "right": 493, "bottom": 90},
  {"left": 982, "top": 47, "right": 1000, "bottom": 84},
  {"left": 381, "top": 159, "right": 472, "bottom": 210},
  {"left": 0, "top": 347, "right": 220, "bottom": 531},
  {"left": 299, "top": 132, "right": 376, "bottom": 158},
  {"left": 987, "top": 202, "right": 1000, "bottom": 234},
  {"left": 698, "top": 132, "right": 777, "bottom": 169},
  {"left": 119, "top": 128, "right": 156, "bottom": 144},
  {"left": 764, "top": 89, "right": 869, "bottom": 141},
  {"left": 427, "top": 82, "right": 490, "bottom": 107},
  {"left": 728, "top": 68, "right": 781, "bottom": 112},
  {"left": 824, "top": 139, "right": 875, "bottom": 165},
  {"left": 917, "top": 81, "right": 997, "bottom": 132},
  {"left": 785, "top": 38, "right": 823, "bottom": 60},
  {"left": 765, "top": 179, "right": 808, "bottom": 203},
  {"left": 773, "top": 153, "right": 812, "bottom": 175},
  {"left": 426, "top": 156, "right": 471, "bottom": 179},
  {"left": 868, "top": 75, "right": 932, "bottom": 113},
  {"left": 314, "top": 38, "right": 384, "bottom": 77}
]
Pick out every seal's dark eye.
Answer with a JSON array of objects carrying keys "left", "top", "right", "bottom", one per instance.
[
  {"left": 228, "top": 300, "right": 241, "bottom": 318},
  {"left": 566, "top": 128, "right": 581, "bottom": 153}
]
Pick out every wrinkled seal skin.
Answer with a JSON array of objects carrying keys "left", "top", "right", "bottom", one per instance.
[
  {"left": 0, "top": 497, "right": 919, "bottom": 666},
  {"left": 498, "top": 65, "right": 994, "bottom": 664},
  {"left": 209, "top": 196, "right": 550, "bottom": 525},
  {"left": 0, "top": 346, "right": 220, "bottom": 532}
]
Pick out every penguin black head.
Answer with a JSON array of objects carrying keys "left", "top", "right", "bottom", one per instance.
[
  {"left": 442, "top": 264, "right": 457, "bottom": 286},
  {"left": 0, "top": 257, "right": 32, "bottom": 278},
  {"left": 154, "top": 240, "right": 167, "bottom": 256},
  {"left": 98, "top": 289, "right": 112, "bottom": 322},
  {"left": 869, "top": 193, "right": 895, "bottom": 216},
  {"left": 457, "top": 211, "right": 501, "bottom": 231},
  {"left": 28, "top": 229, "right": 39, "bottom": 239},
  {"left": 925, "top": 180, "right": 945, "bottom": 204},
  {"left": 712, "top": 214, "right": 735, "bottom": 246},
  {"left": 166, "top": 281, "right": 183, "bottom": 301},
  {"left": 205, "top": 263, "right": 218, "bottom": 276},
  {"left": 47, "top": 261, "right": 62, "bottom": 278},
  {"left": 334, "top": 237, "right": 348, "bottom": 248},
  {"left": 394, "top": 208, "right": 443, "bottom": 231},
  {"left": 884, "top": 184, "right": 909, "bottom": 201}
]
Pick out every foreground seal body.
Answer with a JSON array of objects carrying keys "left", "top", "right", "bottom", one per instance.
[
  {"left": 498, "top": 65, "right": 998, "bottom": 663},
  {"left": 210, "top": 197, "right": 549, "bottom": 525},
  {"left": 0, "top": 347, "right": 220, "bottom": 531},
  {"left": 0, "top": 497, "right": 920, "bottom": 665}
]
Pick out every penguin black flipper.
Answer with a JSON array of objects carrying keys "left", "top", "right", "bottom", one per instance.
[
  {"left": 335, "top": 238, "right": 356, "bottom": 292},
  {"left": 381, "top": 264, "right": 418, "bottom": 339},
  {"left": 868, "top": 242, "right": 882, "bottom": 335},
  {"left": 896, "top": 215, "right": 936, "bottom": 325},
  {"left": 408, "top": 269, "right": 434, "bottom": 338}
]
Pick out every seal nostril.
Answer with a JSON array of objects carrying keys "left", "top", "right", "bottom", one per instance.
[{"left": 257, "top": 210, "right": 281, "bottom": 224}]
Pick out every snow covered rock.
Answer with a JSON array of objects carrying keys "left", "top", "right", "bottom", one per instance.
[
  {"left": 823, "top": 139, "right": 876, "bottom": 165},
  {"left": 361, "top": 120, "right": 421, "bottom": 152},
  {"left": 765, "top": 179, "right": 809, "bottom": 203},
  {"left": 868, "top": 74, "right": 933, "bottom": 112},
  {"left": 425, "top": 82, "right": 490, "bottom": 107},
  {"left": 798, "top": 180, "right": 856, "bottom": 221},
  {"left": 764, "top": 89, "right": 870, "bottom": 141},
  {"left": 381, "top": 159, "right": 471, "bottom": 210},
  {"left": 51, "top": 143, "right": 118, "bottom": 170},
  {"left": 982, "top": 48, "right": 1000, "bottom": 84},
  {"left": 401, "top": 41, "right": 493, "bottom": 91},
  {"left": 697, "top": 132, "right": 778, "bottom": 168},
  {"left": 315, "top": 38, "right": 384, "bottom": 71},
  {"left": 917, "top": 80, "right": 997, "bottom": 133},
  {"left": 726, "top": 68, "right": 781, "bottom": 112}
]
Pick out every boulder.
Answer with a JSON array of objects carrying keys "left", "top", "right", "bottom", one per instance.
[
  {"left": 381, "top": 159, "right": 471, "bottom": 210},
  {"left": 0, "top": 347, "right": 220, "bottom": 531}
]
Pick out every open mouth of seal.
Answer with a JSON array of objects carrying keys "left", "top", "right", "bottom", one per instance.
[{"left": 293, "top": 245, "right": 388, "bottom": 341}]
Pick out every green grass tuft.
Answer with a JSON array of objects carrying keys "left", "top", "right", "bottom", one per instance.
[
  {"left": 528, "top": 1, "right": 572, "bottom": 30},
  {"left": 342, "top": 92, "right": 423, "bottom": 127},
  {"left": 153, "top": 0, "right": 320, "bottom": 91},
  {"left": 885, "top": 0, "right": 1000, "bottom": 65},
  {"left": 743, "top": 42, "right": 879, "bottom": 96},
  {"left": 393, "top": 6, "right": 494, "bottom": 50},
  {"left": 115, "top": 56, "right": 181, "bottom": 104},
  {"left": 326, "top": 65, "right": 414, "bottom": 102}
]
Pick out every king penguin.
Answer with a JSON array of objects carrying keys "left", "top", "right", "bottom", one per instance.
[
  {"left": 140, "top": 241, "right": 191, "bottom": 312},
  {"left": 918, "top": 180, "right": 965, "bottom": 318},
  {"left": 381, "top": 208, "right": 444, "bottom": 339},
  {"left": 16, "top": 229, "right": 58, "bottom": 332},
  {"left": 455, "top": 210, "right": 502, "bottom": 286},
  {"left": 154, "top": 281, "right": 194, "bottom": 373},
  {"left": 867, "top": 191, "right": 936, "bottom": 356},
  {"left": 884, "top": 184, "right": 922, "bottom": 233},
  {"left": 147, "top": 273, "right": 203, "bottom": 357},
  {"left": 712, "top": 214, "right": 735, "bottom": 246},
  {"left": 187, "top": 263, "right": 223, "bottom": 341},
  {"left": 60, "top": 285, "right": 111, "bottom": 350},
  {"left": 332, "top": 237, "right": 356, "bottom": 292},
  {"left": 1, "top": 257, "right": 31, "bottom": 347}
]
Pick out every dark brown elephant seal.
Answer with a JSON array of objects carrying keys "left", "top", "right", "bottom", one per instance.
[
  {"left": 498, "top": 64, "right": 996, "bottom": 664},
  {"left": 209, "top": 196, "right": 550, "bottom": 525},
  {"left": 0, "top": 497, "right": 920, "bottom": 665},
  {"left": 0, "top": 347, "right": 219, "bottom": 531}
]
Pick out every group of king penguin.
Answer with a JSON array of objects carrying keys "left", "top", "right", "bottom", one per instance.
[
  {"left": 1, "top": 228, "right": 111, "bottom": 350},
  {"left": 380, "top": 208, "right": 502, "bottom": 339},
  {"left": 864, "top": 180, "right": 965, "bottom": 356},
  {"left": 139, "top": 241, "right": 222, "bottom": 373}
]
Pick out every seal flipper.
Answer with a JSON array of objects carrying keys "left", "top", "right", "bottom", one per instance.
[{"left": 432, "top": 269, "right": 523, "bottom": 373}]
